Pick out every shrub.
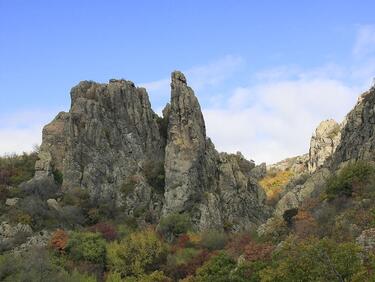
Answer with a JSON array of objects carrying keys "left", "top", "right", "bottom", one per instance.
[
  {"left": 259, "top": 237, "right": 366, "bottom": 282},
  {"left": 107, "top": 228, "right": 167, "bottom": 277},
  {"left": 0, "top": 152, "right": 38, "bottom": 187},
  {"left": 157, "top": 213, "right": 191, "bottom": 242},
  {"left": 124, "top": 270, "right": 172, "bottom": 282},
  {"left": 243, "top": 242, "right": 274, "bottom": 262},
  {"left": 195, "top": 252, "right": 236, "bottom": 282},
  {"left": 156, "top": 116, "right": 168, "bottom": 140},
  {"left": 0, "top": 185, "right": 8, "bottom": 203},
  {"left": 293, "top": 210, "right": 318, "bottom": 238},
  {"left": 259, "top": 170, "right": 294, "bottom": 203},
  {"left": 121, "top": 175, "right": 140, "bottom": 196},
  {"left": 0, "top": 247, "right": 96, "bottom": 282},
  {"left": 143, "top": 160, "right": 165, "bottom": 193},
  {"left": 200, "top": 231, "right": 228, "bottom": 251},
  {"left": 19, "top": 177, "right": 59, "bottom": 200},
  {"left": 14, "top": 211, "right": 33, "bottom": 225},
  {"left": 66, "top": 231, "right": 106, "bottom": 264},
  {"left": 225, "top": 233, "right": 252, "bottom": 258},
  {"left": 326, "top": 161, "right": 374, "bottom": 200},
  {"left": 88, "top": 222, "right": 117, "bottom": 241},
  {"left": 52, "top": 168, "right": 63, "bottom": 185},
  {"left": 50, "top": 229, "right": 69, "bottom": 253}
]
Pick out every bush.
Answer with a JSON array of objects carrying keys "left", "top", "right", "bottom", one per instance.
[
  {"left": 0, "top": 247, "right": 96, "bottom": 282},
  {"left": 50, "top": 229, "right": 69, "bottom": 253},
  {"left": 52, "top": 168, "right": 63, "bottom": 185},
  {"left": 66, "top": 231, "right": 106, "bottom": 264},
  {"left": 326, "top": 161, "right": 374, "bottom": 200},
  {"left": 121, "top": 175, "right": 140, "bottom": 196},
  {"left": 124, "top": 270, "right": 172, "bottom": 282},
  {"left": 107, "top": 228, "right": 167, "bottom": 277},
  {"left": 19, "top": 177, "right": 59, "bottom": 200},
  {"left": 225, "top": 233, "right": 252, "bottom": 259},
  {"left": 157, "top": 213, "right": 191, "bottom": 242},
  {"left": 0, "top": 152, "right": 38, "bottom": 187},
  {"left": 259, "top": 237, "right": 366, "bottom": 282},
  {"left": 143, "top": 160, "right": 165, "bottom": 193},
  {"left": 259, "top": 170, "right": 294, "bottom": 203},
  {"left": 88, "top": 222, "right": 117, "bottom": 241},
  {"left": 243, "top": 241, "right": 274, "bottom": 262},
  {"left": 200, "top": 231, "right": 228, "bottom": 251},
  {"left": 195, "top": 252, "right": 236, "bottom": 282}
]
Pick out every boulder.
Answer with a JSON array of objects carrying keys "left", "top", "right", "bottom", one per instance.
[{"left": 5, "top": 197, "right": 19, "bottom": 206}]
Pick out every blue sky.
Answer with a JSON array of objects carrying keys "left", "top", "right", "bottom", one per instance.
[{"left": 1, "top": 1, "right": 375, "bottom": 163}]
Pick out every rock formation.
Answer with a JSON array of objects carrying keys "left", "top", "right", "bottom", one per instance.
[
  {"left": 330, "top": 86, "right": 375, "bottom": 168},
  {"left": 34, "top": 71, "right": 270, "bottom": 231},
  {"left": 308, "top": 119, "right": 341, "bottom": 173}
]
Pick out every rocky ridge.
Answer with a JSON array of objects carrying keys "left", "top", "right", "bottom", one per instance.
[{"left": 33, "top": 71, "right": 270, "bottom": 231}]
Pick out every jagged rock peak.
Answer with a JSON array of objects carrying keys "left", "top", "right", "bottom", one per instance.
[
  {"left": 163, "top": 70, "right": 207, "bottom": 215},
  {"left": 171, "top": 70, "right": 187, "bottom": 86}
]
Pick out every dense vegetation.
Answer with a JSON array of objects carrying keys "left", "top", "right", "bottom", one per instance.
[{"left": 1, "top": 153, "right": 375, "bottom": 281}]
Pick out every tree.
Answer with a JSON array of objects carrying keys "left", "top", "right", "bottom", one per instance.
[
  {"left": 195, "top": 252, "right": 236, "bottom": 282},
  {"left": 66, "top": 231, "right": 106, "bottom": 264},
  {"left": 157, "top": 213, "right": 191, "bottom": 242},
  {"left": 259, "top": 237, "right": 366, "bottom": 282},
  {"left": 106, "top": 228, "right": 167, "bottom": 277},
  {"left": 326, "top": 161, "right": 374, "bottom": 200},
  {"left": 88, "top": 222, "right": 117, "bottom": 241}
]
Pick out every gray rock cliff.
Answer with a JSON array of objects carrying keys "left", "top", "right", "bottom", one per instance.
[{"left": 34, "top": 71, "right": 270, "bottom": 231}]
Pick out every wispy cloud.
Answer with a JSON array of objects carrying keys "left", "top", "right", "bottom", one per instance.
[
  {"left": 353, "top": 25, "right": 375, "bottom": 57},
  {"left": 140, "top": 55, "right": 244, "bottom": 109},
  {"left": 204, "top": 78, "right": 358, "bottom": 164},
  {"left": 0, "top": 110, "right": 57, "bottom": 155}
]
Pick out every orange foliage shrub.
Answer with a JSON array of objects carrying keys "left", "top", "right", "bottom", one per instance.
[
  {"left": 293, "top": 210, "right": 318, "bottom": 238},
  {"left": 50, "top": 229, "right": 68, "bottom": 252},
  {"left": 225, "top": 233, "right": 252, "bottom": 258},
  {"left": 243, "top": 242, "right": 274, "bottom": 262},
  {"left": 259, "top": 170, "right": 294, "bottom": 202}
]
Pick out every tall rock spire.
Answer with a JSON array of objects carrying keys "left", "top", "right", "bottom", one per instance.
[{"left": 163, "top": 71, "right": 208, "bottom": 214}]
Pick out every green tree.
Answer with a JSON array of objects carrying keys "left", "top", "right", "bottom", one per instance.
[
  {"left": 157, "top": 213, "right": 191, "bottom": 241},
  {"left": 326, "top": 161, "right": 374, "bottom": 200},
  {"left": 107, "top": 228, "right": 167, "bottom": 277},
  {"left": 259, "top": 237, "right": 366, "bottom": 282},
  {"left": 195, "top": 252, "right": 236, "bottom": 282},
  {"left": 66, "top": 231, "right": 106, "bottom": 264}
]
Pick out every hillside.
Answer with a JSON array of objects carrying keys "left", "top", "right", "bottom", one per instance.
[{"left": 1, "top": 72, "right": 375, "bottom": 281}]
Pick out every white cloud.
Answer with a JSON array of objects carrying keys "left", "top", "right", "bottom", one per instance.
[
  {"left": 204, "top": 78, "right": 359, "bottom": 164},
  {"left": 0, "top": 110, "right": 57, "bottom": 155},
  {"left": 353, "top": 25, "right": 375, "bottom": 57}
]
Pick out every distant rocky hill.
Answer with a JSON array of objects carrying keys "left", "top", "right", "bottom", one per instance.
[
  {"left": 33, "top": 71, "right": 271, "bottom": 231},
  {"left": 259, "top": 84, "right": 375, "bottom": 233}
]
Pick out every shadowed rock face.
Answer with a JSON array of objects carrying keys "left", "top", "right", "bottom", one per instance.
[
  {"left": 330, "top": 87, "right": 375, "bottom": 168},
  {"left": 34, "top": 71, "right": 271, "bottom": 231}
]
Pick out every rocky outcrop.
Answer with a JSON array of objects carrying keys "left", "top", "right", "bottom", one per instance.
[
  {"left": 330, "top": 87, "right": 375, "bottom": 168},
  {"left": 274, "top": 168, "right": 330, "bottom": 217},
  {"left": 356, "top": 228, "right": 375, "bottom": 254},
  {"left": 34, "top": 78, "right": 166, "bottom": 221},
  {"left": 162, "top": 72, "right": 270, "bottom": 230},
  {"left": 163, "top": 71, "right": 208, "bottom": 214},
  {"left": 267, "top": 154, "right": 309, "bottom": 175},
  {"left": 34, "top": 71, "right": 270, "bottom": 231},
  {"left": 308, "top": 119, "right": 341, "bottom": 173}
]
